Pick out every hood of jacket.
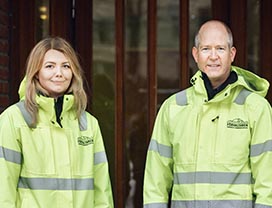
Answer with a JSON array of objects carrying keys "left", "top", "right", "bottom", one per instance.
[
  {"left": 18, "top": 76, "right": 27, "bottom": 100},
  {"left": 17, "top": 76, "right": 75, "bottom": 112},
  {"left": 191, "top": 65, "right": 269, "bottom": 98}
]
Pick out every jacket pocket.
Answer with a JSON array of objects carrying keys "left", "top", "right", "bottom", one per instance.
[
  {"left": 20, "top": 127, "right": 56, "bottom": 175},
  {"left": 70, "top": 132, "right": 95, "bottom": 176},
  {"left": 214, "top": 127, "right": 250, "bottom": 164},
  {"left": 72, "top": 146, "right": 95, "bottom": 176}
]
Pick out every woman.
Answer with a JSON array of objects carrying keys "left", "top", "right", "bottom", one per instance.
[{"left": 0, "top": 37, "right": 114, "bottom": 207}]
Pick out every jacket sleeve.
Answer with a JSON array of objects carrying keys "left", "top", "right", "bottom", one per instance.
[
  {"left": 0, "top": 108, "right": 22, "bottom": 207},
  {"left": 143, "top": 99, "right": 173, "bottom": 207},
  {"left": 249, "top": 97, "right": 272, "bottom": 207},
  {"left": 91, "top": 117, "right": 114, "bottom": 208}
]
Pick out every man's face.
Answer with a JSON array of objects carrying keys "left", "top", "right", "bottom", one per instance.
[{"left": 192, "top": 23, "right": 236, "bottom": 88}]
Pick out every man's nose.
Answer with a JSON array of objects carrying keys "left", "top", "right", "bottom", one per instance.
[{"left": 210, "top": 48, "right": 219, "bottom": 59}]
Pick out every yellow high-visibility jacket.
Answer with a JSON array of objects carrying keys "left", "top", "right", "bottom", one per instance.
[
  {"left": 0, "top": 82, "right": 114, "bottom": 207},
  {"left": 143, "top": 66, "right": 272, "bottom": 208}
]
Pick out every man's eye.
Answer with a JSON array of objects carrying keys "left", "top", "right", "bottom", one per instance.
[
  {"left": 217, "top": 47, "right": 226, "bottom": 53},
  {"left": 201, "top": 48, "right": 210, "bottom": 52}
]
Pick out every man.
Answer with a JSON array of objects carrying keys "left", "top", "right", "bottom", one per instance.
[{"left": 143, "top": 20, "right": 272, "bottom": 208}]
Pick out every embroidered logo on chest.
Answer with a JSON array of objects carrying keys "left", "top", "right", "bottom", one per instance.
[
  {"left": 77, "top": 136, "right": 94, "bottom": 146},
  {"left": 227, "top": 118, "right": 248, "bottom": 129}
]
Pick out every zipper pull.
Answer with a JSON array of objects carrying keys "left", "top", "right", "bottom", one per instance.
[{"left": 211, "top": 115, "right": 219, "bottom": 122}]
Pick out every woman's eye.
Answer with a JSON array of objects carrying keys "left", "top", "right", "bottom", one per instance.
[
  {"left": 45, "top": 64, "right": 54, "bottom": 69},
  {"left": 63, "top": 64, "right": 71, "bottom": 69}
]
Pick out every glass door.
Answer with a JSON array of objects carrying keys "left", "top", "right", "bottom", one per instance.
[{"left": 10, "top": 0, "right": 266, "bottom": 207}]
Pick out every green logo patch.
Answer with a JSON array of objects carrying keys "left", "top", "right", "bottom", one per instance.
[
  {"left": 78, "top": 136, "right": 94, "bottom": 146},
  {"left": 227, "top": 118, "right": 248, "bottom": 129}
]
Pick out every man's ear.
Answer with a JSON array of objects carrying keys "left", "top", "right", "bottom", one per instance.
[
  {"left": 230, "top": 46, "right": 236, "bottom": 62},
  {"left": 192, "top": 46, "right": 198, "bottom": 63}
]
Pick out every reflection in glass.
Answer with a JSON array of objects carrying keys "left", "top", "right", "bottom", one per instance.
[
  {"left": 35, "top": 0, "right": 50, "bottom": 40},
  {"left": 125, "top": 0, "right": 148, "bottom": 207},
  {"left": 92, "top": 0, "right": 116, "bottom": 199},
  {"left": 157, "top": 0, "right": 180, "bottom": 107},
  {"left": 247, "top": 0, "right": 260, "bottom": 73},
  {"left": 189, "top": 0, "right": 211, "bottom": 75}
]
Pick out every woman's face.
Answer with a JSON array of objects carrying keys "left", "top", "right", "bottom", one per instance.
[{"left": 37, "top": 49, "right": 73, "bottom": 98}]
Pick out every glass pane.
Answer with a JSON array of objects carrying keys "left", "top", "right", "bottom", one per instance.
[
  {"left": 189, "top": 0, "right": 212, "bottom": 76},
  {"left": 157, "top": 0, "right": 180, "bottom": 107},
  {"left": 125, "top": 0, "right": 148, "bottom": 207},
  {"left": 92, "top": 0, "right": 116, "bottom": 194},
  {"left": 35, "top": 0, "right": 50, "bottom": 40},
  {"left": 247, "top": 0, "right": 260, "bottom": 73}
]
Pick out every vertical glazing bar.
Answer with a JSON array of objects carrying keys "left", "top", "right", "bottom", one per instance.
[
  {"left": 260, "top": 0, "right": 272, "bottom": 102},
  {"left": 147, "top": 0, "right": 157, "bottom": 140},
  {"left": 49, "top": 0, "right": 72, "bottom": 41},
  {"left": 74, "top": 0, "right": 93, "bottom": 108},
  {"left": 246, "top": 0, "right": 260, "bottom": 73},
  {"left": 179, "top": 0, "right": 190, "bottom": 89},
  {"left": 115, "top": 0, "right": 125, "bottom": 207},
  {"left": 229, "top": 0, "right": 247, "bottom": 67},
  {"left": 211, "top": 0, "right": 230, "bottom": 23}
]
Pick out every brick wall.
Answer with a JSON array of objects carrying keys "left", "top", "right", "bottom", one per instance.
[{"left": 0, "top": 0, "right": 10, "bottom": 112}]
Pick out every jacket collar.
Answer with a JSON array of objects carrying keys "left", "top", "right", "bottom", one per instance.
[
  {"left": 36, "top": 94, "right": 75, "bottom": 120},
  {"left": 202, "top": 71, "right": 238, "bottom": 100},
  {"left": 190, "top": 65, "right": 269, "bottom": 102}
]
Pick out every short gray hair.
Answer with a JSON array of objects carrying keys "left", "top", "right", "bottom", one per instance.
[{"left": 194, "top": 21, "right": 233, "bottom": 48}]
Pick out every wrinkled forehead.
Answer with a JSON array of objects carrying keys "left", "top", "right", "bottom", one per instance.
[{"left": 198, "top": 25, "right": 229, "bottom": 47}]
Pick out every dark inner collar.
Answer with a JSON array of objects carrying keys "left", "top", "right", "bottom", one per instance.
[
  {"left": 201, "top": 71, "right": 238, "bottom": 100},
  {"left": 55, "top": 96, "right": 64, "bottom": 127}
]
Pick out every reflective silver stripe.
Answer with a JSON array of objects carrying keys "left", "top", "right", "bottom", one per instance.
[
  {"left": 18, "top": 177, "right": 94, "bottom": 190},
  {"left": 234, "top": 89, "right": 251, "bottom": 105},
  {"left": 255, "top": 204, "right": 272, "bottom": 208},
  {"left": 79, "top": 111, "right": 87, "bottom": 131},
  {"left": 16, "top": 101, "right": 35, "bottom": 128},
  {"left": 174, "top": 172, "right": 252, "bottom": 184},
  {"left": 171, "top": 200, "right": 253, "bottom": 208},
  {"left": 250, "top": 140, "right": 272, "bottom": 157},
  {"left": 148, "top": 139, "right": 172, "bottom": 158},
  {"left": 143, "top": 203, "right": 168, "bottom": 208},
  {"left": 176, "top": 90, "right": 187, "bottom": 106},
  {"left": 0, "top": 146, "right": 22, "bottom": 164},
  {"left": 94, "top": 151, "right": 107, "bottom": 165}
]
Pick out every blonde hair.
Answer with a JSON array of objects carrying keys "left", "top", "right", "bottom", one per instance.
[{"left": 24, "top": 37, "right": 87, "bottom": 126}]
